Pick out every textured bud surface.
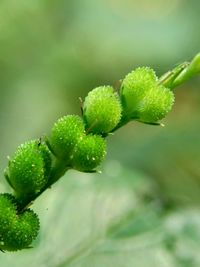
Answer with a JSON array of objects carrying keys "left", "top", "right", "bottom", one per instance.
[
  {"left": 4, "top": 209, "right": 39, "bottom": 251},
  {"left": 8, "top": 140, "right": 51, "bottom": 196},
  {"left": 0, "top": 194, "right": 39, "bottom": 251},
  {"left": 138, "top": 85, "right": 175, "bottom": 123},
  {"left": 71, "top": 135, "right": 106, "bottom": 171},
  {"left": 83, "top": 86, "right": 122, "bottom": 134},
  {"left": 0, "top": 194, "right": 16, "bottom": 229},
  {"left": 51, "top": 115, "right": 85, "bottom": 160},
  {"left": 121, "top": 67, "right": 157, "bottom": 118}
]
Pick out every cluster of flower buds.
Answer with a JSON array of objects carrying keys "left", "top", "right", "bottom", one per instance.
[
  {"left": 0, "top": 193, "right": 39, "bottom": 251},
  {"left": 120, "top": 67, "right": 174, "bottom": 123},
  {"left": 50, "top": 115, "right": 107, "bottom": 171},
  {"left": 1, "top": 141, "right": 51, "bottom": 251},
  {"left": 0, "top": 63, "right": 181, "bottom": 251}
]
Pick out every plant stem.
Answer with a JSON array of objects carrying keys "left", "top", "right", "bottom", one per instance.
[
  {"left": 158, "top": 62, "right": 189, "bottom": 89},
  {"left": 172, "top": 52, "right": 200, "bottom": 87},
  {"left": 159, "top": 53, "right": 200, "bottom": 89}
]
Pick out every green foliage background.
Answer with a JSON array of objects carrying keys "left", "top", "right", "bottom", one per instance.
[{"left": 0, "top": 0, "right": 200, "bottom": 266}]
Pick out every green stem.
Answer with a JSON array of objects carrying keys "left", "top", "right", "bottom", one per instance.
[
  {"left": 158, "top": 62, "right": 189, "bottom": 89},
  {"left": 47, "top": 158, "right": 69, "bottom": 186},
  {"left": 107, "top": 115, "right": 139, "bottom": 135},
  {"left": 159, "top": 53, "right": 200, "bottom": 89},
  {"left": 172, "top": 53, "right": 200, "bottom": 87}
]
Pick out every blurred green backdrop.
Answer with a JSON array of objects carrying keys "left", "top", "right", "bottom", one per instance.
[{"left": 0, "top": 0, "right": 200, "bottom": 266}]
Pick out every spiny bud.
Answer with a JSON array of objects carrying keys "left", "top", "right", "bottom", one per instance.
[
  {"left": 71, "top": 135, "right": 106, "bottom": 172},
  {"left": 0, "top": 194, "right": 16, "bottom": 228},
  {"left": 0, "top": 193, "right": 40, "bottom": 251},
  {"left": 4, "top": 210, "right": 39, "bottom": 252},
  {"left": 121, "top": 67, "right": 175, "bottom": 123},
  {"left": 83, "top": 86, "right": 122, "bottom": 134},
  {"left": 120, "top": 67, "right": 157, "bottom": 118},
  {"left": 7, "top": 140, "right": 51, "bottom": 197},
  {"left": 138, "top": 85, "right": 175, "bottom": 123},
  {"left": 50, "top": 115, "right": 85, "bottom": 160}
]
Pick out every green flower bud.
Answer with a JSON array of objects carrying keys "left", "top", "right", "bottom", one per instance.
[
  {"left": 4, "top": 209, "right": 39, "bottom": 251},
  {"left": 0, "top": 193, "right": 39, "bottom": 251},
  {"left": 120, "top": 67, "right": 157, "bottom": 118},
  {"left": 71, "top": 135, "right": 106, "bottom": 172},
  {"left": 50, "top": 115, "right": 85, "bottom": 160},
  {"left": 83, "top": 86, "right": 122, "bottom": 134},
  {"left": 0, "top": 194, "right": 16, "bottom": 229},
  {"left": 8, "top": 140, "right": 51, "bottom": 197},
  {"left": 138, "top": 85, "right": 175, "bottom": 123},
  {"left": 121, "top": 67, "right": 175, "bottom": 123}
]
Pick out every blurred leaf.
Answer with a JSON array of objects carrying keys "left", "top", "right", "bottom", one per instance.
[{"left": 0, "top": 166, "right": 199, "bottom": 267}]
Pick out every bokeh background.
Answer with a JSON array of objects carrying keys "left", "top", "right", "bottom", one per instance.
[{"left": 0, "top": 1, "right": 200, "bottom": 266}]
